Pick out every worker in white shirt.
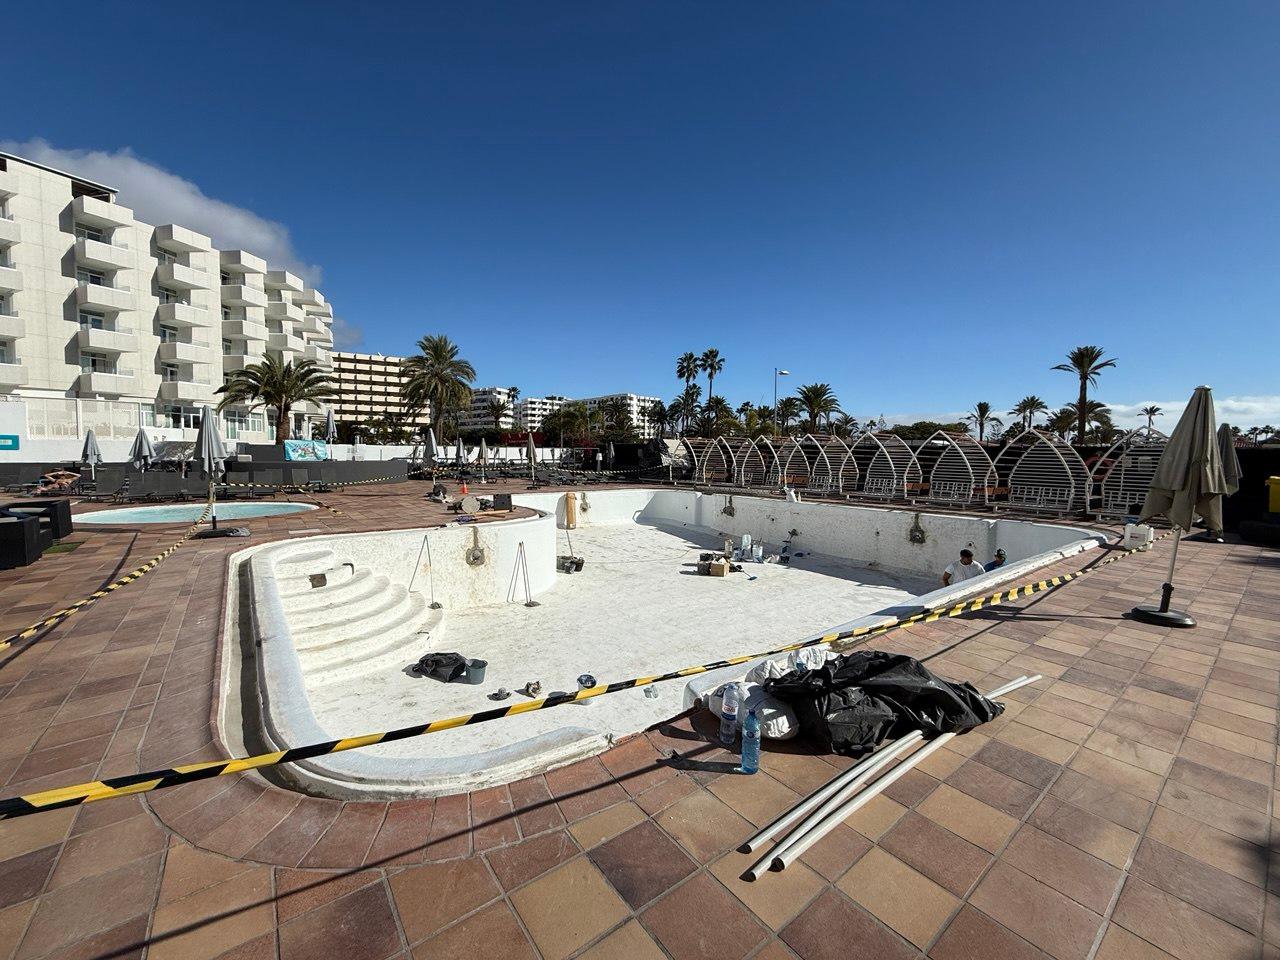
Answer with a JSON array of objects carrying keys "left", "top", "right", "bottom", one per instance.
[{"left": 942, "top": 548, "right": 985, "bottom": 586}]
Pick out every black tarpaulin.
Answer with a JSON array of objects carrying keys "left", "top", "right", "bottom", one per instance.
[{"left": 762, "top": 650, "right": 1005, "bottom": 757}]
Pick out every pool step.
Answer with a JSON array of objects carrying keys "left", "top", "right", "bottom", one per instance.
[
  {"left": 292, "top": 584, "right": 422, "bottom": 647},
  {"left": 276, "top": 562, "right": 357, "bottom": 598},
  {"left": 284, "top": 571, "right": 388, "bottom": 624},
  {"left": 274, "top": 548, "right": 336, "bottom": 571},
  {"left": 301, "top": 598, "right": 440, "bottom": 684}
]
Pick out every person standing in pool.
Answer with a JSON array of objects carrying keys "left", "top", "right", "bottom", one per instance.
[
  {"left": 985, "top": 548, "right": 1007, "bottom": 571},
  {"left": 942, "top": 548, "right": 984, "bottom": 586}
]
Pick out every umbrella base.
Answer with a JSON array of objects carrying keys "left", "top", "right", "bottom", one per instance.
[
  {"left": 1130, "top": 605, "right": 1196, "bottom": 628},
  {"left": 194, "top": 527, "right": 251, "bottom": 540}
]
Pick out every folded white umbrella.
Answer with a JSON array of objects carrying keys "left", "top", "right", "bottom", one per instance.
[
  {"left": 80, "top": 429, "right": 103, "bottom": 480},
  {"left": 128, "top": 428, "right": 155, "bottom": 472}
]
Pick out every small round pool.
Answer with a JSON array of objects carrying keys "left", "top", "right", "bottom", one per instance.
[{"left": 76, "top": 502, "right": 318, "bottom": 525}]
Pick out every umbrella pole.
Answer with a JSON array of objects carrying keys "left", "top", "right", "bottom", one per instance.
[
  {"left": 1131, "top": 528, "right": 1196, "bottom": 628},
  {"left": 210, "top": 480, "right": 218, "bottom": 530}
]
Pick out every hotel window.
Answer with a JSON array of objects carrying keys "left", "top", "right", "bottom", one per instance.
[
  {"left": 162, "top": 405, "right": 201, "bottom": 429},
  {"left": 74, "top": 224, "right": 104, "bottom": 242},
  {"left": 159, "top": 325, "right": 180, "bottom": 343},
  {"left": 156, "top": 249, "right": 178, "bottom": 266},
  {"left": 222, "top": 338, "right": 233, "bottom": 355},
  {"left": 223, "top": 410, "right": 250, "bottom": 439},
  {"left": 0, "top": 341, "right": 11, "bottom": 364},
  {"left": 78, "top": 311, "right": 107, "bottom": 330},
  {"left": 140, "top": 406, "right": 157, "bottom": 427},
  {"left": 220, "top": 271, "right": 231, "bottom": 285},
  {"left": 221, "top": 307, "right": 231, "bottom": 323},
  {"left": 157, "top": 288, "right": 187, "bottom": 305},
  {"left": 80, "top": 351, "right": 116, "bottom": 374},
  {"left": 162, "top": 363, "right": 180, "bottom": 382},
  {"left": 77, "top": 268, "right": 106, "bottom": 286},
  {"left": 0, "top": 295, "right": 9, "bottom": 316}
]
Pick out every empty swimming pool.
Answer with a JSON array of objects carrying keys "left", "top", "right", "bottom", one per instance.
[{"left": 77, "top": 502, "right": 317, "bottom": 524}]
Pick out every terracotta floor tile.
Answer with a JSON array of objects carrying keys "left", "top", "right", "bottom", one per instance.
[
  {"left": 244, "top": 797, "right": 341, "bottom": 867},
  {"left": 0, "top": 844, "right": 58, "bottom": 911},
  {"left": 577, "top": 918, "right": 666, "bottom": 960},
  {"left": 759, "top": 750, "right": 840, "bottom": 796},
  {"left": 796, "top": 822, "right": 870, "bottom": 882},
  {"left": 35, "top": 914, "right": 150, "bottom": 960},
  {"left": 880, "top": 810, "right": 992, "bottom": 896},
  {"left": 1168, "top": 757, "right": 1269, "bottom": 812},
  {"left": 643, "top": 872, "right": 767, "bottom": 960},
  {"left": 484, "top": 829, "right": 579, "bottom": 891},
  {"left": 411, "top": 900, "right": 535, "bottom": 960},
  {"left": 973, "top": 739, "right": 1061, "bottom": 790},
  {"left": 568, "top": 800, "right": 647, "bottom": 849},
  {"left": 1001, "top": 824, "right": 1122, "bottom": 914},
  {"left": 1027, "top": 795, "right": 1138, "bottom": 869},
  {"left": 198, "top": 788, "right": 302, "bottom": 860},
  {"left": 930, "top": 905, "right": 1049, "bottom": 960},
  {"left": 1083, "top": 730, "right": 1174, "bottom": 777},
  {"left": 148, "top": 866, "right": 274, "bottom": 960},
  {"left": 364, "top": 798, "right": 434, "bottom": 867},
  {"left": 996, "top": 722, "right": 1077, "bottom": 764},
  {"left": 278, "top": 881, "right": 402, "bottom": 960},
  {"left": 917, "top": 784, "right": 1019, "bottom": 853},
  {"left": 300, "top": 801, "right": 387, "bottom": 868},
  {"left": 710, "top": 849, "right": 826, "bottom": 931},
  {"left": 600, "top": 735, "right": 678, "bottom": 797},
  {"left": 470, "top": 785, "right": 519, "bottom": 853},
  {"left": 1067, "top": 749, "right": 1164, "bottom": 801},
  {"left": 1094, "top": 923, "right": 1179, "bottom": 960},
  {"left": 948, "top": 759, "right": 1042, "bottom": 818},
  {"left": 634, "top": 772, "right": 698, "bottom": 815},
  {"left": 780, "top": 889, "right": 917, "bottom": 960},
  {"left": 0, "top": 807, "right": 75, "bottom": 862},
  {"left": 510, "top": 857, "right": 629, "bottom": 960},
  {"left": 970, "top": 862, "right": 1102, "bottom": 960},
  {"left": 707, "top": 771, "right": 802, "bottom": 827},
  {"left": 1048, "top": 770, "right": 1152, "bottom": 832},
  {"left": 274, "top": 868, "right": 382, "bottom": 925},
  {"left": 837, "top": 846, "right": 958, "bottom": 948},
  {"left": 507, "top": 775, "right": 565, "bottom": 835},
  {"left": 1157, "top": 779, "right": 1269, "bottom": 842},
  {"left": 843, "top": 792, "right": 908, "bottom": 841},
  {"left": 1145, "top": 806, "right": 1265, "bottom": 887},
  {"left": 657, "top": 789, "right": 755, "bottom": 863},
  {"left": 47, "top": 812, "right": 168, "bottom": 890},
  {"left": 589, "top": 821, "right": 696, "bottom": 909},
  {"left": 422, "top": 793, "right": 471, "bottom": 861},
  {"left": 1113, "top": 877, "right": 1256, "bottom": 960},
  {"left": 0, "top": 902, "right": 37, "bottom": 960},
  {"left": 545, "top": 757, "right": 629, "bottom": 823},
  {"left": 1129, "top": 837, "right": 1264, "bottom": 935},
  {"left": 1178, "top": 736, "right": 1271, "bottom": 786},
  {"left": 388, "top": 857, "right": 499, "bottom": 945}
]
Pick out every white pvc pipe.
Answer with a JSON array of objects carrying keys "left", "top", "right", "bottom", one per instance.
[
  {"left": 742, "top": 730, "right": 926, "bottom": 881},
  {"left": 769, "top": 674, "right": 1042, "bottom": 872},
  {"left": 741, "top": 730, "right": 925, "bottom": 855}
]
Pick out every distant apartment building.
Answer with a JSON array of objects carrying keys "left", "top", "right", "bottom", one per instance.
[
  {"left": 331, "top": 352, "right": 429, "bottom": 430},
  {"left": 517, "top": 395, "right": 569, "bottom": 432},
  {"left": 581, "top": 393, "right": 661, "bottom": 439},
  {"left": 0, "top": 151, "right": 336, "bottom": 450},
  {"left": 460, "top": 385, "right": 518, "bottom": 431}
]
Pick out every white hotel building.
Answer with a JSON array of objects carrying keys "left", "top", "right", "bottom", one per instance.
[
  {"left": 0, "top": 151, "right": 335, "bottom": 459},
  {"left": 582, "top": 393, "right": 661, "bottom": 439}
]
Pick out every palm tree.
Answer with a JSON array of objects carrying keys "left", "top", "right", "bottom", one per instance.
[
  {"left": 964, "top": 401, "right": 1004, "bottom": 443},
  {"left": 796, "top": 383, "right": 840, "bottom": 433},
  {"left": 699, "top": 348, "right": 724, "bottom": 401},
  {"left": 647, "top": 400, "right": 669, "bottom": 438},
  {"left": 217, "top": 355, "right": 336, "bottom": 444},
  {"left": 1009, "top": 395, "right": 1049, "bottom": 430},
  {"left": 678, "top": 383, "right": 702, "bottom": 433},
  {"left": 1064, "top": 399, "right": 1113, "bottom": 442},
  {"left": 1140, "top": 405, "right": 1162, "bottom": 429},
  {"left": 601, "top": 396, "right": 632, "bottom": 433},
  {"left": 487, "top": 398, "right": 511, "bottom": 431},
  {"left": 775, "top": 397, "right": 801, "bottom": 435},
  {"left": 831, "top": 413, "right": 859, "bottom": 439},
  {"left": 1046, "top": 407, "right": 1076, "bottom": 439},
  {"left": 667, "top": 396, "right": 694, "bottom": 436},
  {"left": 1052, "top": 346, "right": 1118, "bottom": 444},
  {"left": 402, "top": 335, "right": 476, "bottom": 437},
  {"left": 676, "top": 352, "right": 700, "bottom": 388}
]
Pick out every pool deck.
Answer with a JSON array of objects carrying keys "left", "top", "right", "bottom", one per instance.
[{"left": 0, "top": 479, "right": 1276, "bottom": 960}]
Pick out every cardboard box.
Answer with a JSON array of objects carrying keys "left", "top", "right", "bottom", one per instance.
[{"left": 708, "top": 559, "right": 729, "bottom": 577}]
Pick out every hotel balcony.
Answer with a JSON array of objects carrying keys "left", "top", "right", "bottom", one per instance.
[
  {"left": 155, "top": 224, "right": 212, "bottom": 253},
  {"left": 0, "top": 216, "right": 20, "bottom": 244},
  {"left": 221, "top": 284, "right": 267, "bottom": 308},
  {"left": 0, "top": 313, "right": 23, "bottom": 340},
  {"left": 76, "top": 281, "right": 131, "bottom": 312},
  {"left": 266, "top": 300, "right": 304, "bottom": 323},
  {"left": 265, "top": 270, "right": 304, "bottom": 293},
  {"left": 76, "top": 327, "right": 135, "bottom": 354},
  {"left": 77, "top": 369, "right": 135, "bottom": 395},
  {"left": 222, "top": 350, "right": 259, "bottom": 372},
  {"left": 222, "top": 319, "right": 268, "bottom": 341},
  {"left": 268, "top": 331, "right": 305, "bottom": 354},
  {"left": 0, "top": 168, "right": 16, "bottom": 197},
  {"left": 0, "top": 265, "right": 20, "bottom": 293},
  {"left": 296, "top": 287, "right": 322, "bottom": 307},
  {"left": 72, "top": 195, "right": 133, "bottom": 229},
  {"left": 0, "top": 361, "right": 27, "bottom": 389},
  {"left": 220, "top": 249, "right": 267, "bottom": 275},
  {"left": 75, "top": 236, "right": 131, "bottom": 271},
  {"left": 156, "top": 261, "right": 206, "bottom": 290},
  {"left": 158, "top": 340, "right": 211, "bottom": 365},
  {"left": 157, "top": 301, "right": 210, "bottom": 328},
  {"left": 158, "top": 379, "right": 215, "bottom": 403},
  {"left": 304, "top": 344, "right": 332, "bottom": 366},
  {"left": 305, "top": 301, "right": 333, "bottom": 319},
  {"left": 298, "top": 313, "right": 328, "bottom": 335}
]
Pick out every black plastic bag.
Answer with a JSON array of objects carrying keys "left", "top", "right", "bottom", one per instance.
[
  {"left": 413, "top": 652, "right": 469, "bottom": 683},
  {"left": 763, "top": 650, "right": 1005, "bottom": 757}
]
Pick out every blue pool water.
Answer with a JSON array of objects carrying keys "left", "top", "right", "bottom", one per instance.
[{"left": 76, "top": 502, "right": 318, "bottom": 525}]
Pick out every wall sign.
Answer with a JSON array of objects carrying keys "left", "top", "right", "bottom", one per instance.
[{"left": 0, "top": 435, "right": 19, "bottom": 451}]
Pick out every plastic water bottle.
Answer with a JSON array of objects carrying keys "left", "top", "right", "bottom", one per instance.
[
  {"left": 740, "top": 708, "right": 760, "bottom": 774},
  {"left": 719, "top": 683, "right": 739, "bottom": 746}
]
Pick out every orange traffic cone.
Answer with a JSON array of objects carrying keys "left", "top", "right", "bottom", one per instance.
[{"left": 460, "top": 481, "right": 469, "bottom": 495}]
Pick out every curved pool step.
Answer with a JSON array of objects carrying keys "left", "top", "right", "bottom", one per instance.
[
  {"left": 301, "top": 597, "right": 440, "bottom": 683},
  {"left": 277, "top": 562, "right": 357, "bottom": 598},
  {"left": 274, "top": 548, "right": 336, "bottom": 571},
  {"left": 284, "top": 571, "right": 389, "bottom": 624},
  {"left": 292, "top": 585, "right": 421, "bottom": 648}
]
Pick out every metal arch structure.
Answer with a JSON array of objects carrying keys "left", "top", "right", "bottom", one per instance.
[
  {"left": 1091, "top": 427, "right": 1168, "bottom": 518},
  {"left": 836, "top": 435, "right": 862, "bottom": 493},
  {"left": 846, "top": 431, "right": 921, "bottom": 499},
  {"left": 775, "top": 437, "right": 806, "bottom": 488},
  {"left": 913, "top": 431, "right": 997, "bottom": 505},
  {"left": 781, "top": 434, "right": 833, "bottom": 492},
  {"left": 817, "top": 436, "right": 850, "bottom": 492},
  {"left": 992, "top": 427, "right": 1090, "bottom": 514},
  {"left": 676, "top": 438, "right": 707, "bottom": 484},
  {"left": 738, "top": 438, "right": 779, "bottom": 488},
  {"left": 700, "top": 435, "right": 736, "bottom": 485},
  {"left": 725, "top": 437, "right": 755, "bottom": 485}
]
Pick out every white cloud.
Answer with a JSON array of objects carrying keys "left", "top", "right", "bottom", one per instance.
[
  {"left": 1103, "top": 395, "right": 1280, "bottom": 431},
  {"left": 330, "top": 317, "right": 365, "bottom": 351},
  {"left": 1, "top": 138, "right": 322, "bottom": 282}
]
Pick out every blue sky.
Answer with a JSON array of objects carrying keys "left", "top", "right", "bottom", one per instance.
[{"left": 7, "top": 3, "right": 1280, "bottom": 426}]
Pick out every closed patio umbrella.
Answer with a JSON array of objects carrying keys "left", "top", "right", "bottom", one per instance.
[
  {"left": 194, "top": 405, "right": 229, "bottom": 530},
  {"left": 324, "top": 409, "right": 337, "bottom": 459},
  {"left": 1213, "top": 423, "right": 1242, "bottom": 542},
  {"left": 128, "top": 427, "right": 155, "bottom": 472},
  {"left": 606, "top": 441, "right": 616, "bottom": 471},
  {"left": 479, "top": 438, "right": 489, "bottom": 483},
  {"left": 424, "top": 427, "right": 438, "bottom": 465},
  {"left": 526, "top": 432, "right": 538, "bottom": 485},
  {"left": 80, "top": 429, "right": 103, "bottom": 481},
  {"left": 1134, "top": 386, "right": 1229, "bottom": 627}
]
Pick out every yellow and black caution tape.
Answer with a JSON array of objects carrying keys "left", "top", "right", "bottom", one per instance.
[
  {"left": 0, "top": 530, "right": 1170, "bottom": 820},
  {"left": 0, "top": 494, "right": 215, "bottom": 653}
]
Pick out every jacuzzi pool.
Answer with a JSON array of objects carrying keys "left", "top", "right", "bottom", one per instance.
[
  {"left": 222, "top": 488, "right": 1106, "bottom": 799},
  {"left": 77, "top": 502, "right": 318, "bottom": 524}
]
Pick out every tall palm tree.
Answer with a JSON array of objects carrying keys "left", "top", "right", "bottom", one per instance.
[
  {"left": 1140, "top": 405, "right": 1162, "bottom": 429},
  {"left": 676, "top": 352, "right": 700, "bottom": 388},
  {"left": 402, "top": 335, "right": 476, "bottom": 437},
  {"left": 487, "top": 398, "right": 511, "bottom": 430},
  {"left": 831, "top": 412, "right": 859, "bottom": 439},
  {"left": 1065, "top": 399, "right": 1113, "bottom": 441},
  {"left": 1052, "top": 346, "right": 1118, "bottom": 444},
  {"left": 1009, "top": 395, "right": 1049, "bottom": 430},
  {"left": 796, "top": 383, "right": 840, "bottom": 433},
  {"left": 1046, "top": 407, "right": 1076, "bottom": 439},
  {"left": 601, "top": 396, "right": 632, "bottom": 432},
  {"left": 646, "top": 400, "right": 669, "bottom": 438},
  {"left": 217, "top": 356, "right": 336, "bottom": 444},
  {"left": 775, "top": 397, "right": 801, "bottom": 435},
  {"left": 678, "top": 382, "right": 702, "bottom": 433},
  {"left": 667, "top": 396, "right": 693, "bottom": 436},
  {"left": 964, "top": 401, "right": 1004, "bottom": 443},
  {"left": 699, "top": 348, "right": 724, "bottom": 401}
]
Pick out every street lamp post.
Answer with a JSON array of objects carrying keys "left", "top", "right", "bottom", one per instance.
[{"left": 773, "top": 368, "right": 790, "bottom": 436}]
